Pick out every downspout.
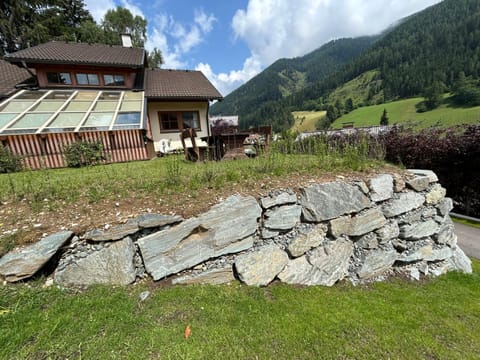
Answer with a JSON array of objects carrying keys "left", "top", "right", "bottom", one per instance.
[{"left": 207, "top": 100, "right": 211, "bottom": 137}]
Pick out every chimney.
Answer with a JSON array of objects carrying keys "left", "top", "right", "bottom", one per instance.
[{"left": 121, "top": 33, "right": 133, "bottom": 47}]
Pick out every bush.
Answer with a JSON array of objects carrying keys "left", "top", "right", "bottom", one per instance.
[
  {"left": 63, "top": 141, "right": 106, "bottom": 168},
  {"left": 0, "top": 145, "right": 23, "bottom": 173}
]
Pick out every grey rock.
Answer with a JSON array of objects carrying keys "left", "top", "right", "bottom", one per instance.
[
  {"left": 356, "top": 233, "right": 378, "bottom": 249},
  {"left": 261, "top": 228, "right": 279, "bottom": 239},
  {"left": 406, "top": 176, "right": 430, "bottom": 192},
  {"left": 85, "top": 220, "right": 138, "bottom": 242},
  {"left": 425, "top": 184, "right": 446, "bottom": 205},
  {"left": 392, "top": 173, "right": 406, "bottom": 192},
  {"left": 425, "top": 247, "right": 453, "bottom": 262},
  {"left": 139, "top": 291, "right": 150, "bottom": 302},
  {"left": 357, "top": 250, "right": 397, "bottom": 279},
  {"left": 437, "top": 198, "right": 453, "bottom": 216},
  {"left": 382, "top": 192, "right": 425, "bottom": 218},
  {"left": 172, "top": 265, "right": 235, "bottom": 285},
  {"left": 369, "top": 174, "right": 394, "bottom": 202},
  {"left": 300, "top": 181, "right": 371, "bottom": 222},
  {"left": 260, "top": 190, "right": 297, "bottom": 209},
  {"left": 136, "top": 214, "right": 183, "bottom": 229},
  {"left": 0, "top": 231, "right": 73, "bottom": 282},
  {"left": 399, "top": 220, "right": 439, "bottom": 240},
  {"left": 54, "top": 237, "right": 136, "bottom": 286},
  {"left": 450, "top": 247, "right": 472, "bottom": 273},
  {"left": 407, "top": 169, "right": 438, "bottom": 183},
  {"left": 137, "top": 195, "right": 261, "bottom": 280},
  {"left": 287, "top": 224, "right": 327, "bottom": 257},
  {"left": 235, "top": 244, "right": 289, "bottom": 286},
  {"left": 330, "top": 208, "right": 386, "bottom": 237},
  {"left": 430, "top": 260, "right": 453, "bottom": 277},
  {"left": 409, "top": 267, "right": 421, "bottom": 281},
  {"left": 392, "top": 239, "right": 408, "bottom": 252},
  {"left": 397, "top": 244, "right": 433, "bottom": 263},
  {"left": 376, "top": 221, "right": 400, "bottom": 242},
  {"left": 435, "top": 223, "right": 456, "bottom": 246},
  {"left": 264, "top": 205, "right": 302, "bottom": 231},
  {"left": 279, "top": 238, "right": 353, "bottom": 286},
  {"left": 355, "top": 181, "right": 369, "bottom": 194}
]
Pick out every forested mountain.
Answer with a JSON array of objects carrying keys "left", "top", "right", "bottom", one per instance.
[
  {"left": 212, "top": 0, "right": 480, "bottom": 132},
  {"left": 210, "top": 37, "right": 378, "bottom": 131}
]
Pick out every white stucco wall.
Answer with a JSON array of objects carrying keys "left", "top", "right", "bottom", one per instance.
[{"left": 147, "top": 101, "right": 210, "bottom": 152}]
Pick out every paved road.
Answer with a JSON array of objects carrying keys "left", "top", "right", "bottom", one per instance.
[{"left": 455, "top": 222, "right": 480, "bottom": 259}]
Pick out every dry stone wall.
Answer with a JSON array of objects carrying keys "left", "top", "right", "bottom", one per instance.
[{"left": 0, "top": 169, "right": 472, "bottom": 287}]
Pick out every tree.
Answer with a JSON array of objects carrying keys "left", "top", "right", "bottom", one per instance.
[
  {"left": 380, "top": 108, "right": 389, "bottom": 125},
  {"left": 345, "top": 98, "right": 354, "bottom": 113},
  {"left": 147, "top": 47, "right": 163, "bottom": 68},
  {"left": 422, "top": 80, "right": 445, "bottom": 110},
  {"left": 102, "top": 6, "right": 147, "bottom": 47}
]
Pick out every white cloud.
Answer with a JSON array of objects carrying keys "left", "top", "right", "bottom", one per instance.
[
  {"left": 84, "top": 0, "right": 115, "bottom": 22},
  {"left": 120, "top": 0, "right": 145, "bottom": 18},
  {"left": 232, "top": 0, "right": 441, "bottom": 66},
  {"left": 196, "top": 56, "right": 262, "bottom": 96}
]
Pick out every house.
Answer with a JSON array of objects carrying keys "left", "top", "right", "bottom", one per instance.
[{"left": 0, "top": 40, "right": 222, "bottom": 169}]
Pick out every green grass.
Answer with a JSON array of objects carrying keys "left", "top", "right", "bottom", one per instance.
[
  {"left": 332, "top": 96, "right": 480, "bottom": 129},
  {"left": 327, "top": 69, "right": 384, "bottom": 106},
  {"left": 291, "top": 111, "right": 326, "bottom": 132},
  {"left": 452, "top": 216, "right": 480, "bottom": 229},
  {"left": 1, "top": 260, "right": 479, "bottom": 359}
]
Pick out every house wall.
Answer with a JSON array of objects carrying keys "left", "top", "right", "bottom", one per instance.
[
  {"left": 147, "top": 101, "right": 210, "bottom": 152},
  {"left": 34, "top": 64, "right": 137, "bottom": 89}
]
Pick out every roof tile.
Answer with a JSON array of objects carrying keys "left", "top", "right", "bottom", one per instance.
[{"left": 0, "top": 60, "right": 35, "bottom": 98}]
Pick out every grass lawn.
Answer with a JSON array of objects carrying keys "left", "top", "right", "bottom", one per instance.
[
  {"left": 0, "top": 260, "right": 479, "bottom": 359},
  {"left": 332, "top": 96, "right": 480, "bottom": 129},
  {"left": 291, "top": 111, "right": 326, "bottom": 132}
]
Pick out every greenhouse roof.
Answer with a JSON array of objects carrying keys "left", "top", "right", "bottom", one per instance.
[{"left": 0, "top": 89, "right": 145, "bottom": 135}]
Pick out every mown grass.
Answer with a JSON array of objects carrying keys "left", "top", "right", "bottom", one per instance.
[
  {"left": 332, "top": 96, "right": 480, "bottom": 129},
  {"left": 452, "top": 216, "right": 480, "bottom": 229},
  {"left": 291, "top": 111, "right": 326, "bottom": 132},
  {"left": 0, "top": 260, "right": 479, "bottom": 359},
  {"left": 0, "top": 140, "right": 384, "bottom": 211}
]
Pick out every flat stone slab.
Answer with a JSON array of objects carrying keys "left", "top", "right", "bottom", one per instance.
[
  {"left": 357, "top": 249, "right": 398, "bottom": 279},
  {"left": 369, "top": 174, "right": 394, "bottom": 202},
  {"left": 263, "top": 204, "right": 302, "bottom": 231},
  {"left": 136, "top": 214, "right": 183, "bottom": 229},
  {"left": 287, "top": 224, "right": 327, "bottom": 257},
  {"left": 55, "top": 237, "right": 136, "bottom": 286},
  {"left": 300, "top": 181, "right": 371, "bottom": 222},
  {"left": 84, "top": 220, "right": 139, "bottom": 242},
  {"left": 172, "top": 266, "right": 235, "bottom": 285},
  {"left": 382, "top": 192, "right": 425, "bottom": 218},
  {"left": 235, "top": 245, "right": 289, "bottom": 286},
  {"left": 260, "top": 190, "right": 297, "bottom": 209},
  {"left": 330, "top": 208, "right": 387, "bottom": 237},
  {"left": 399, "top": 220, "right": 440, "bottom": 240},
  {"left": 0, "top": 231, "right": 73, "bottom": 282},
  {"left": 138, "top": 195, "right": 261, "bottom": 280},
  {"left": 407, "top": 169, "right": 438, "bottom": 183}
]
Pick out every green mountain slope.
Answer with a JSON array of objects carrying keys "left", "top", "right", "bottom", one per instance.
[
  {"left": 210, "top": 36, "right": 377, "bottom": 131},
  {"left": 212, "top": 0, "right": 480, "bottom": 132}
]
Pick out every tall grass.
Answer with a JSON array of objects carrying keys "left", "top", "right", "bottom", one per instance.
[{"left": 0, "top": 135, "right": 385, "bottom": 212}]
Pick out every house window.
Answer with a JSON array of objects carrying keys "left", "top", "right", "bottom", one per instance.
[
  {"left": 159, "top": 111, "right": 200, "bottom": 132},
  {"left": 76, "top": 73, "right": 99, "bottom": 85},
  {"left": 46, "top": 72, "right": 72, "bottom": 85},
  {"left": 103, "top": 74, "right": 125, "bottom": 86}
]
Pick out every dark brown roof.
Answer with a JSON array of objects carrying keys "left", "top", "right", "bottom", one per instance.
[
  {"left": 4, "top": 41, "right": 145, "bottom": 68},
  {"left": 0, "top": 60, "right": 36, "bottom": 98},
  {"left": 145, "top": 69, "right": 223, "bottom": 101}
]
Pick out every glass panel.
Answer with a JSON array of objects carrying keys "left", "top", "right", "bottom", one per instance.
[
  {"left": 84, "top": 112, "right": 113, "bottom": 126},
  {"left": 60, "top": 73, "right": 72, "bottom": 85},
  {"left": 44, "top": 91, "right": 73, "bottom": 100},
  {"left": 79, "top": 126, "right": 109, "bottom": 132},
  {"left": 103, "top": 75, "right": 114, "bottom": 86},
  {"left": 49, "top": 113, "right": 85, "bottom": 127},
  {"left": 182, "top": 112, "right": 199, "bottom": 129},
  {"left": 14, "top": 91, "right": 45, "bottom": 100},
  {"left": 74, "top": 91, "right": 97, "bottom": 100},
  {"left": 2, "top": 100, "right": 36, "bottom": 112},
  {"left": 93, "top": 101, "right": 117, "bottom": 111},
  {"left": 47, "top": 72, "right": 72, "bottom": 85},
  {"left": 115, "top": 112, "right": 141, "bottom": 125},
  {"left": 42, "top": 127, "right": 75, "bottom": 133},
  {"left": 160, "top": 112, "right": 178, "bottom": 130},
  {"left": 76, "top": 73, "right": 88, "bottom": 85},
  {"left": 64, "top": 101, "right": 92, "bottom": 111},
  {"left": 31, "top": 101, "right": 64, "bottom": 112},
  {"left": 123, "top": 91, "right": 143, "bottom": 100},
  {"left": 0, "top": 113, "right": 18, "bottom": 128},
  {"left": 88, "top": 74, "right": 99, "bottom": 85},
  {"left": 119, "top": 101, "right": 142, "bottom": 111},
  {"left": 99, "top": 92, "right": 121, "bottom": 100},
  {"left": 11, "top": 113, "right": 52, "bottom": 128}
]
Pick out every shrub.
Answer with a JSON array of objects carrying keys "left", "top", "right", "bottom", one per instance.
[
  {"left": 63, "top": 141, "right": 105, "bottom": 168},
  {"left": 0, "top": 145, "right": 23, "bottom": 173}
]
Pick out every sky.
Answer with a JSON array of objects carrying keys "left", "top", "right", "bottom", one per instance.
[{"left": 84, "top": 0, "right": 442, "bottom": 96}]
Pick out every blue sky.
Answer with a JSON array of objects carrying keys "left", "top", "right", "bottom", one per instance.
[{"left": 84, "top": 0, "right": 441, "bottom": 96}]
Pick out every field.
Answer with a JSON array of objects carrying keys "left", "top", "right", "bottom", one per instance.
[
  {"left": 332, "top": 96, "right": 480, "bottom": 129},
  {"left": 291, "top": 111, "right": 326, "bottom": 132},
  {"left": 0, "top": 260, "right": 479, "bottom": 359}
]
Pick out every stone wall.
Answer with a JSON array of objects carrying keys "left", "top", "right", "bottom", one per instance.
[{"left": 0, "top": 169, "right": 472, "bottom": 287}]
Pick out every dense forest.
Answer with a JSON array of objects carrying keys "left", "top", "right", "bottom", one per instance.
[
  {"left": 0, "top": 0, "right": 163, "bottom": 67},
  {"left": 211, "top": 0, "right": 480, "bottom": 132}
]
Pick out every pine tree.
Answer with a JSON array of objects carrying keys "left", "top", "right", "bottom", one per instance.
[{"left": 380, "top": 108, "right": 389, "bottom": 126}]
